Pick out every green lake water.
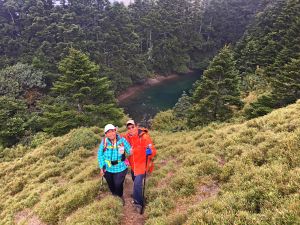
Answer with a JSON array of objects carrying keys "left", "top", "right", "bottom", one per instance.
[{"left": 119, "top": 71, "right": 201, "bottom": 126}]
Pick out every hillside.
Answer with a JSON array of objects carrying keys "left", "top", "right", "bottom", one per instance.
[
  {"left": 1, "top": 101, "right": 300, "bottom": 224},
  {"left": 146, "top": 100, "right": 300, "bottom": 224}
]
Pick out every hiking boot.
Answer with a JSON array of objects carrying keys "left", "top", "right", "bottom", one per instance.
[{"left": 134, "top": 203, "right": 143, "bottom": 214}]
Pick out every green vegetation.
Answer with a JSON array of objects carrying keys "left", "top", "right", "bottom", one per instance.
[
  {"left": 65, "top": 196, "right": 123, "bottom": 225},
  {"left": 151, "top": 110, "right": 188, "bottom": 132},
  {"left": 0, "top": 63, "right": 45, "bottom": 100},
  {"left": 1, "top": 102, "right": 299, "bottom": 225},
  {"left": 0, "top": 97, "right": 32, "bottom": 147},
  {"left": 0, "top": 0, "right": 274, "bottom": 147},
  {"left": 157, "top": 0, "right": 300, "bottom": 128},
  {"left": 0, "top": 127, "right": 124, "bottom": 224},
  {"left": 188, "top": 46, "right": 243, "bottom": 127},
  {"left": 235, "top": 0, "right": 300, "bottom": 117},
  {"left": 0, "top": 0, "right": 264, "bottom": 81},
  {"left": 146, "top": 100, "right": 300, "bottom": 224},
  {"left": 39, "top": 48, "right": 123, "bottom": 136},
  {"left": 1, "top": 0, "right": 299, "bottom": 223},
  {"left": 0, "top": 63, "right": 46, "bottom": 146}
]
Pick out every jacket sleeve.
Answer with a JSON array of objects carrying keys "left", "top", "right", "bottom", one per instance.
[
  {"left": 97, "top": 139, "right": 105, "bottom": 169},
  {"left": 122, "top": 138, "right": 131, "bottom": 155}
]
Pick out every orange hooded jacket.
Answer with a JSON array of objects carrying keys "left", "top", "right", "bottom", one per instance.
[{"left": 124, "top": 128, "right": 156, "bottom": 176}]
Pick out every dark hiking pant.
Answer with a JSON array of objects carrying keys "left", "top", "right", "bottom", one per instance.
[
  {"left": 104, "top": 168, "right": 127, "bottom": 197},
  {"left": 131, "top": 171, "right": 145, "bottom": 207}
]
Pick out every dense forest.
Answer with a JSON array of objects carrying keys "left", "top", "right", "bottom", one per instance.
[
  {"left": 1, "top": 0, "right": 300, "bottom": 147},
  {"left": 0, "top": 0, "right": 270, "bottom": 87},
  {"left": 153, "top": 0, "right": 300, "bottom": 131}
]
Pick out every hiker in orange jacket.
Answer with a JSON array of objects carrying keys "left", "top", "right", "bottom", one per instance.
[{"left": 124, "top": 119, "right": 157, "bottom": 213}]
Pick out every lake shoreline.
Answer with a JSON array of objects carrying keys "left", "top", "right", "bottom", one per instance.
[{"left": 117, "top": 72, "right": 195, "bottom": 102}]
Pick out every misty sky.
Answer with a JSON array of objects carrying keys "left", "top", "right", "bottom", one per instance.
[{"left": 110, "top": 0, "right": 133, "bottom": 6}]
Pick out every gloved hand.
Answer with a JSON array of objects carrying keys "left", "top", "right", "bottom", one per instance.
[{"left": 146, "top": 147, "right": 152, "bottom": 156}]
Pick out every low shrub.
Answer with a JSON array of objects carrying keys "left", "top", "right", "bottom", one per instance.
[
  {"left": 36, "top": 180, "right": 100, "bottom": 224},
  {"left": 146, "top": 196, "right": 175, "bottom": 218},
  {"left": 38, "top": 168, "right": 61, "bottom": 182},
  {"left": 151, "top": 110, "right": 188, "bottom": 131},
  {"left": 55, "top": 128, "right": 100, "bottom": 158},
  {"left": 170, "top": 171, "right": 197, "bottom": 196},
  {"left": 65, "top": 196, "right": 123, "bottom": 225},
  {"left": 9, "top": 178, "right": 26, "bottom": 195},
  {"left": 29, "top": 132, "right": 52, "bottom": 148}
]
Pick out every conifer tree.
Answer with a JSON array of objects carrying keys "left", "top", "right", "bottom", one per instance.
[
  {"left": 244, "top": 93, "right": 275, "bottom": 119},
  {"left": 173, "top": 91, "right": 192, "bottom": 118},
  {"left": 40, "top": 48, "right": 123, "bottom": 135},
  {"left": 245, "top": 57, "right": 300, "bottom": 119},
  {"left": 272, "top": 58, "right": 300, "bottom": 107},
  {"left": 188, "top": 46, "right": 243, "bottom": 127},
  {"left": 0, "top": 97, "right": 29, "bottom": 147}
]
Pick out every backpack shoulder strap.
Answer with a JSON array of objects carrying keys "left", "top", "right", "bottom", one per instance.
[{"left": 102, "top": 138, "right": 108, "bottom": 153}]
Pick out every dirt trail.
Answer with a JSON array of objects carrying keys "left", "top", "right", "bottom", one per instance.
[
  {"left": 121, "top": 175, "right": 145, "bottom": 225},
  {"left": 14, "top": 209, "right": 46, "bottom": 225}
]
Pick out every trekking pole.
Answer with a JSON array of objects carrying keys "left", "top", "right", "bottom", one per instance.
[
  {"left": 100, "top": 168, "right": 105, "bottom": 187},
  {"left": 141, "top": 154, "right": 149, "bottom": 215},
  {"left": 101, "top": 174, "right": 104, "bottom": 186}
]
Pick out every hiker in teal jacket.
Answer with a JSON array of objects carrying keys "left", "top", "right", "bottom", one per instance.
[{"left": 98, "top": 124, "right": 131, "bottom": 202}]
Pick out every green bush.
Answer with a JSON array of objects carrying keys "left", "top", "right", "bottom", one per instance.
[
  {"left": 244, "top": 94, "right": 275, "bottom": 119},
  {"left": 170, "top": 172, "right": 196, "bottom": 196},
  {"left": 147, "top": 196, "right": 175, "bottom": 218},
  {"left": 151, "top": 110, "right": 188, "bottom": 131},
  {"left": 195, "top": 160, "right": 221, "bottom": 179},
  {"left": 65, "top": 196, "right": 123, "bottom": 225},
  {"left": 36, "top": 180, "right": 100, "bottom": 224},
  {"left": 29, "top": 132, "right": 52, "bottom": 148},
  {"left": 0, "top": 145, "right": 30, "bottom": 162},
  {"left": 55, "top": 128, "right": 100, "bottom": 158},
  {"left": 0, "top": 97, "right": 29, "bottom": 147},
  {"left": 9, "top": 178, "right": 26, "bottom": 195},
  {"left": 38, "top": 168, "right": 61, "bottom": 182}
]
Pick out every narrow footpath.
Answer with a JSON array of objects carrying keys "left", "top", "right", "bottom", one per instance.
[{"left": 121, "top": 175, "right": 145, "bottom": 225}]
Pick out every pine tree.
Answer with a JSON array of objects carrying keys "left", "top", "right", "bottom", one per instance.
[
  {"left": 0, "top": 97, "right": 29, "bottom": 147},
  {"left": 40, "top": 48, "right": 124, "bottom": 135},
  {"left": 244, "top": 57, "right": 300, "bottom": 119},
  {"left": 244, "top": 93, "right": 275, "bottom": 119},
  {"left": 272, "top": 57, "right": 300, "bottom": 107},
  {"left": 188, "top": 45, "right": 243, "bottom": 127},
  {"left": 173, "top": 91, "right": 192, "bottom": 118},
  {"left": 235, "top": 0, "right": 300, "bottom": 77}
]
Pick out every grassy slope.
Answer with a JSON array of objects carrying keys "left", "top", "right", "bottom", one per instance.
[
  {"left": 1, "top": 101, "right": 300, "bottom": 225},
  {"left": 0, "top": 127, "right": 123, "bottom": 225},
  {"left": 146, "top": 100, "right": 300, "bottom": 224}
]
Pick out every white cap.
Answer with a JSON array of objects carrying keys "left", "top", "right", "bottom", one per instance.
[
  {"left": 126, "top": 119, "right": 135, "bottom": 126},
  {"left": 104, "top": 124, "right": 116, "bottom": 133}
]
